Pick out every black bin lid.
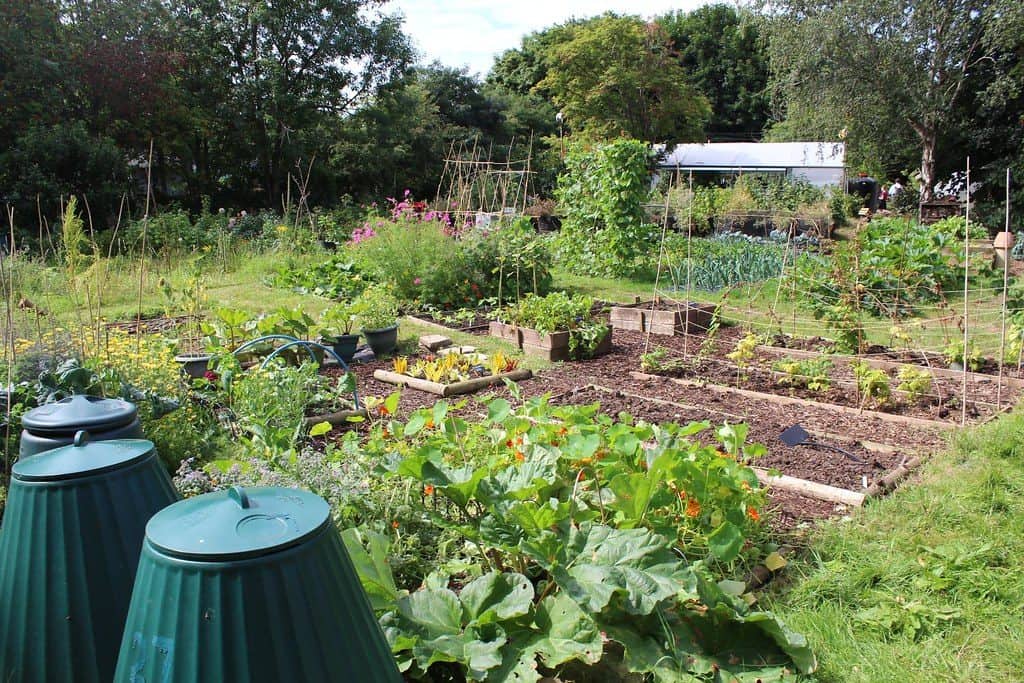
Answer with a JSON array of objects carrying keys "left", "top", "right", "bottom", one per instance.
[{"left": 21, "top": 395, "right": 137, "bottom": 435}]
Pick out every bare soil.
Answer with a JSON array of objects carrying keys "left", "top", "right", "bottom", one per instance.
[{"left": 334, "top": 321, "right": 964, "bottom": 533}]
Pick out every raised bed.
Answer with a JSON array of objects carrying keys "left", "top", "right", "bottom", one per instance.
[
  {"left": 610, "top": 301, "right": 716, "bottom": 335},
  {"left": 489, "top": 322, "right": 612, "bottom": 362},
  {"left": 488, "top": 321, "right": 522, "bottom": 345},
  {"left": 373, "top": 368, "right": 532, "bottom": 397}
]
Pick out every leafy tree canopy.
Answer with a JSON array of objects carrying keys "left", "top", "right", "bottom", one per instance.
[
  {"left": 759, "top": 0, "right": 1016, "bottom": 200},
  {"left": 656, "top": 4, "right": 770, "bottom": 140},
  {"left": 537, "top": 14, "right": 710, "bottom": 146}
]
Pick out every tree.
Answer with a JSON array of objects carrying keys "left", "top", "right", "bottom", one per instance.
[
  {"left": 657, "top": 5, "right": 770, "bottom": 140},
  {"left": 0, "top": 0, "right": 66, "bottom": 151},
  {"left": 171, "top": 0, "right": 411, "bottom": 203},
  {"left": 761, "top": 0, "right": 1012, "bottom": 200},
  {"left": 537, "top": 14, "right": 710, "bottom": 146}
]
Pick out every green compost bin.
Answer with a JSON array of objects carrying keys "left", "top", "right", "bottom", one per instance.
[
  {"left": 0, "top": 432, "right": 179, "bottom": 683},
  {"left": 19, "top": 394, "right": 144, "bottom": 458},
  {"left": 114, "top": 486, "right": 401, "bottom": 683}
]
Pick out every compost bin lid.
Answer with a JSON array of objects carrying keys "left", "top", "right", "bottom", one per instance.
[
  {"left": 21, "top": 394, "right": 137, "bottom": 434},
  {"left": 146, "top": 486, "right": 331, "bottom": 561},
  {"left": 13, "top": 431, "right": 155, "bottom": 482}
]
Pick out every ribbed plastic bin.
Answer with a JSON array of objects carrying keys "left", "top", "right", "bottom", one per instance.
[
  {"left": 115, "top": 486, "right": 400, "bottom": 682},
  {"left": 19, "top": 394, "right": 144, "bottom": 457},
  {"left": 0, "top": 433, "right": 179, "bottom": 682}
]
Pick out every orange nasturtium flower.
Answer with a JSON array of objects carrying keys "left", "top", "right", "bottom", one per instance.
[
  {"left": 514, "top": 451, "right": 525, "bottom": 462},
  {"left": 377, "top": 404, "right": 390, "bottom": 416},
  {"left": 391, "top": 520, "right": 399, "bottom": 529},
  {"left": 685, "top": 497, "right": 701, "bottom": 518},
  {"left": 423, "top": 484, "right": 435, "bottom": 496},
  {"left": 747, "top": 507, "right": 760, "bottom": 522}
]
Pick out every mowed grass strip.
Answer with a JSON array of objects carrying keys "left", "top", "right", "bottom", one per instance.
[{"left": 766, "top": 411, "right": 1024, "bottom": 682}]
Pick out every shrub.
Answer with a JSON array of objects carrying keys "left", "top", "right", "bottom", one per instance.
[
  {"left": 349, "top": 215, "right": 551, "bottom": 308},
  {"left": 0, "top": 122, "right": 128, "bottom": 239}
]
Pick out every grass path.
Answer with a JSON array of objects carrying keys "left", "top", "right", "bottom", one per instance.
[{"left": 766, "top": 412, "right": 1024, "bottom": 681}]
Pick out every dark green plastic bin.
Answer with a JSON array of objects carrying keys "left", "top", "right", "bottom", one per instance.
[
  {"left": 114, "top": 486, "right": 400, "bottom": 682},
  {"left": 20, "top": 394, "right": 144, "bottom": 458},
  {"left": 0, "top": 433, "right": 179, "bottom": 683}
]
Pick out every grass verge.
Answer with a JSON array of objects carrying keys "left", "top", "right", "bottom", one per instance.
[{"left": 765, "top": 410, "right": 1024, "bottom": 681}]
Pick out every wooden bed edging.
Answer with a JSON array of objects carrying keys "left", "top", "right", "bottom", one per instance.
[
  {"left": 629, "top": 371, "right": 959, "bottom": 431},
  {"left": 302, "top": 408, "right": 367, "bottom": 426},
  {"left": 753, "top": 468, "right": 866, "bottom": 507},
  {"left": 373, "top": 368, "right": 533, "bottom": 397},
  {"left": 754, "top": 343, "right": 1024, "bottom": 390}
]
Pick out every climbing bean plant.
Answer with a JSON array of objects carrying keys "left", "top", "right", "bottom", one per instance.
[{"left": 554, "top": 138, "right": 657, "bottom": 277}]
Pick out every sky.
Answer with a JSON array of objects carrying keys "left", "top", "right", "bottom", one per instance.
[{"left": 388, "top": 0, "right": 717, "bottom": 78}]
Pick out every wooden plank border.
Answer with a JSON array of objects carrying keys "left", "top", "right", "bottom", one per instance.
[{"left": 629, "top": 371, "right": 959, "bottom": 431}]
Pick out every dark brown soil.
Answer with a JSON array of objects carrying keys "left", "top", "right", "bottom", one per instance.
[{"left": 331, "top": 322, "right": 964, "bottom": 533}]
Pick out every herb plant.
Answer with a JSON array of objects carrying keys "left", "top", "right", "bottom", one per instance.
[
  {"left": 773, "top": 356, "right": 833, "bottom": 392},
  {"left": 853, "top": 362, "right": 891, "bottom": 409},
  {"left": 356, "top": 284, "right": 400, "bottom": 330}
]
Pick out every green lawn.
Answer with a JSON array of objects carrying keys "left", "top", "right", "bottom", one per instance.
[{"left": 765, "top": 411, "right": 1024, "bottom": 681}]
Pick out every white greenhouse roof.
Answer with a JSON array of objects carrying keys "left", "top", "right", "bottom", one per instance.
[{"left": 659, "top": 142, "right": 845, "bottom": 170}]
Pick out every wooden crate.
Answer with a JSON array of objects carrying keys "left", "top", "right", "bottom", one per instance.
[
  {"left": 610, "top": 303, "right": 716, "bottom": 336},
  {"left": 520, "top": 327, "right": 612, "bottom": 362}
]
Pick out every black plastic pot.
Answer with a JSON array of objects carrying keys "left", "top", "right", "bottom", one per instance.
[
  {"left": 320, "top": 334, "right": 360, "bottom": 363},
  {"left": 174, "top": 353, "right": 212, "bottom": 379},
  {"left": 361, "top": 324, "right": 398, "bottom": 358}
]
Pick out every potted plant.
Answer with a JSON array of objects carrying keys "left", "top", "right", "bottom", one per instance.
[
  {"left": 317, "top": 301, "right": 362, "bottom": 362},
  {"left": 356, "top": 284, "right": 401, "bottom": 357}
]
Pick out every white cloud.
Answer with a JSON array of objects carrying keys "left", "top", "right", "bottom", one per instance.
[{"left": 389, "top": 0, "right": 718, "bottom": 77}]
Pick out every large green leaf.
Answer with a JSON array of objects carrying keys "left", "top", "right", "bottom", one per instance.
[
  {"left": 478, "top": 453, "right": 559, "bottom": 503},
  {"left": 707, "top": 520, "right": 745, "bottom": 562},
  {"left": 531, "top": 593, "right": 603, "bottom": 666},
  {"left": 489, "top": 594, "right": 602, "bottom": 683},
  {"left": 397, "top": 585, "right": 462, "bottom": 637},
  {"left": 607, "top": 472, "right": 658, "bottom": 528},
  {"left": 523, "top": 523, "right": 698, "bottom": 615},
  {"left": 340, "top": 528, "right": 401, "bottom": 611},
  {"left": 460, "top": 572, "right": 534, "bottom": 625}
]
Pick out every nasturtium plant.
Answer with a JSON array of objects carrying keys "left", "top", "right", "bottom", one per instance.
[{"left": 342, "top": 388, "right": 814, "bottom": 681}]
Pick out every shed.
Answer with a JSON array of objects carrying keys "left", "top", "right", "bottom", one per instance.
[{"left": 658, "top": 142, "right": 846, "bottom": 187}]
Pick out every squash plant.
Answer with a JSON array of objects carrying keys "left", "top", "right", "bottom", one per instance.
[{"left": 342, "top": 389, "right": 813, "bottom": 681}]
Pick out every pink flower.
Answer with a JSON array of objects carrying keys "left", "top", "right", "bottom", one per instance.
[{"left": 413, "top": 277, "right": 422, "bottom": 285}]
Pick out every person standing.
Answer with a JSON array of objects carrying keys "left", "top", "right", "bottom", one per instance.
[{"left": 889, "top": 178, "right": 904, "bottom": 201}]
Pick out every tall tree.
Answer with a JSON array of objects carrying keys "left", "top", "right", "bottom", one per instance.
[
  {"left": 657, "top": 5, "right": 770, "bottom": 140},
  {"left": 0, "top": 0, "right": 65, "bottom": 150},
  {"left": 537, "top": 14, "right": 710, "bottom": 146},
  {"left": 761, "top": 0, "right": 1011, "bottom": 200},
  {"left": 172, "top": 0, "right": 411, "bottom": 203}
]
